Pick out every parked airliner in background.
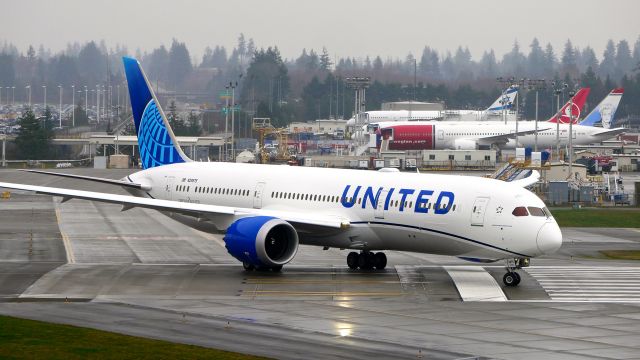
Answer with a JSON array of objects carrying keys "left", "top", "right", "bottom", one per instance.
[
  {"left": 345, "top": 86, "right": 519, "bottom": 126},
  {"left": 0, "top": 57, "right": 563, "bottom": 287},
  {"left": 373, "top": 88, "right": 626, "bottom": 151}
]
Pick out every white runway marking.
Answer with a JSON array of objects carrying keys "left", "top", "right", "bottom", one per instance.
[
  {"left": 444, "top": 266, "right": 507, "bottom": 301},
  {"left": 526, "top": 266, "right": 640, "bottom": 303}
]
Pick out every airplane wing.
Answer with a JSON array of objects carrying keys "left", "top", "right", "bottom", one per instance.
[
  {"left": 592, "top": 128, "right": 627, "bottom": 138},
  {"left": 19, "top": 169, "right": 151, "bottom": 191},
  {"left": 0, "top": 182, "right": 350, "bottom": 229},
  {"left": 477, "top": 128, "right": 551, "bottom": 145},
  {"left": 509, "top": 170, "right": 540, "bottom": 188}
]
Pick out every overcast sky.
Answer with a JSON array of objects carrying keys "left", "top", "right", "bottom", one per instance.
[{"left": 2, "top": 0, "right": 639, "bottom": 62}]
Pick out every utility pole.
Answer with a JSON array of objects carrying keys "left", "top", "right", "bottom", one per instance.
[
  {"left": 229, "top": 81, "right": 238, "bottom": 161},
  {"left": 58, "top": 85, "right": 63, "bottom": 128},
  {"left": 568, "top": 90, "right": 575, "bottom": 178},
  {"left": 26, "top": 85, "right": 31, "bottom": 107},
  {"left": 71, "top": 85, "right": 75, "bottom": 127},
  {"left": 527, "top": 79, "right": 546, "bottom": 152}
]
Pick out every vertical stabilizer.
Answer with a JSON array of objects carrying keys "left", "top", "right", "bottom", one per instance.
[
  {"left": 547, "top": 88, "right": 590, "bottom": 124},
  {"left": 579, "top": 88, "right": 624, "bottom": 128},
  {"left": 123, "top": 57, "right": 190, "bottom": 169},
  {"left": 486, "top": 86, "right": 518, "bottom": 112}
]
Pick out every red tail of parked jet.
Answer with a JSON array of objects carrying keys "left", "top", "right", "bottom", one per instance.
[{"left": 547, "top": 88, "right": 590, "bottom": 124}]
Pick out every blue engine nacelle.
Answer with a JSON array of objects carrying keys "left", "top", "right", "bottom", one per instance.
[{"left": 223, "top": 216, "right": 299, "bottom": 268}]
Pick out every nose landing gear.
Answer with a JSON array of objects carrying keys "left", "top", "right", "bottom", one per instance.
[
  {"left": 347, "top": 251, "right": 387, "bottom": 270},
  {"left": 502, "top": 258, "right": 529, "bottom": 287}
]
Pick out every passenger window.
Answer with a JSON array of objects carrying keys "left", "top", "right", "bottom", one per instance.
[
  {"left": 512, "top": 207, "right": 529, "bottom": 217},
  {"left": 527, "top": 207, "right": 546, "bottom": 217}
]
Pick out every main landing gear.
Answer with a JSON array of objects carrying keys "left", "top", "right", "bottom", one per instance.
[
  {"left": 502, "top": 258, "right": 530, "bottom": 287},
  {"left": 347, "top": 251, "right": 387, "bottom": 270},
  {"left": 243, "top": 262, "right": 283, "bottom": 272}
]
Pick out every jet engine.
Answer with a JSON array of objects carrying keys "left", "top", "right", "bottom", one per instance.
[
  {"left": 223, "top": 216, "right": 299, "bottom": 268},
  {"left": 454, "top": 139, "right": 477, "bottom": 150}
]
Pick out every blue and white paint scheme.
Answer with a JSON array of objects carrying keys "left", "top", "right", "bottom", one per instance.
[
  {"left": 485, "top": 86, "right": 518, "bottom": 112},
  {"left": 579, "top": 88, "right": 624, "bottom": 129},
  {"left": 0, "top": 58, "right": 563, "bottom": 286},
  {"left": 123, "top": 57, "right": 189, "bottom": 169}
]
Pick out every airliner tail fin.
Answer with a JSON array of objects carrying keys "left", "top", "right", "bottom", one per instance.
[
  {"left": 123, "top": 57, "right": 190, "bottom": 169},
  {"left": 579, "top": 88, "right": 623, "bottom": 128},
  {"left": 486, "top": 86, "right": 518, "bottom": 112},
  {"left": 547, "top": 88, "right": 590, "bottom": 124}
]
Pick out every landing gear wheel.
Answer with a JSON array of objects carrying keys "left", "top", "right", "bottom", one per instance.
[
  {"left": 374, "top": 252, "right": 387, "bottom": 270},
  {"left": 503, "top": 272, "right": 520, "bottom": 287},
  {"left": 358, "top": 253, "right": 374, "bottom": 270},
  {"left": 242, "top": 262, "right": 255, "bottom": 271},
  {"left": 347, "top": 252, "right": 359, "bottom": 269},
  {"left": 512, "top": 271, "right": 521, "bottom": 286},
  {"left": 271, "top": 265, "right": 283, "bottom": 272}
]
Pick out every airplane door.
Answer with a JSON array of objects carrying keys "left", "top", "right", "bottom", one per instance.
[
  {"left": 165, "top": 176, "right": 175, "bottom": 200},
  {"left": 253, "top": 182, "right": 266, "bottom": 209},
  {"left": 470, "top": 197, "right": 489, "bottom": 226},
  {"left": 374, "top": 190, "right": 387, "bottom": 219},
  {"left": 438, "top": 129, "right": 444, "bottom": 140}
]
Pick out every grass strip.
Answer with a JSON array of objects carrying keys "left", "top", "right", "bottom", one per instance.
[{"left": 0, "top": 315, "right": 270, "bottom": 360}]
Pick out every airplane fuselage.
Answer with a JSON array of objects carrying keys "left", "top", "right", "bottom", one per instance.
[
  {"left": 375, "top": 121, "right": 619, "bottom": 150},
  {"left": 128, "top": 162, "right": 562, "bottom": 261}
]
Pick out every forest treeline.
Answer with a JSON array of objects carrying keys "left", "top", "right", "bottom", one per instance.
[{"left": 1, "top": 34, "right": 640, "bottom": 126}]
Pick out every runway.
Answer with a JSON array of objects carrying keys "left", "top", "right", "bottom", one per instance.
[{"left": 1, "top": 169, "right": 640, "bottom": 359}]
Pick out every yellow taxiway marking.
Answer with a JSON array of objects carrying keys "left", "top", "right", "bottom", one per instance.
[
  {"left": 54, "top": 206, "right": 75, "bottom": 264},
  {"left": 242, "top": 290, "right": 403, "bottom": 296},
  {"left": 246, "top": 279, "right": 398, "bottom": 285}
]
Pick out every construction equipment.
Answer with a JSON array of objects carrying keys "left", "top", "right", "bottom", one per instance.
[{"left": 252, "top": 118, "right": 294, "bottom": 163}]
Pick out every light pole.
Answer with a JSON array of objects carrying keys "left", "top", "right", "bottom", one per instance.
[
  {"left": 568, "top": 90, "right": 575, "bottom": 178},
  {"left": 528, "top": 79, "right": 546, "bottom": 152},
  {"left": 84, "top": 86, "right": 88, "bottom": 115},
  {"left": 71, "top": 85, "right": 75, "bottom": 127},
  {"left": 0, "top": 87, "right": 3, "bottom": 106},
  {"left": 42, "top": 85, "right": 47, "bottom": 111},
  {"left": 229, "top": 81, "right": 238, "bottom": 161},
  {"left": 96, "top": 85, "right": 100, "bottom": 124},
  {"left": 58, "top": 85, "right": 62, "bottom": 128},
  {"left": 224, "top": 84, "right": 230, "bottom": 161},
  {"left": 11, "top": 86, "right": 15, "bottom": 106},
  {"left": 26, "top": 85, "right": 31, "bottom": 107}
]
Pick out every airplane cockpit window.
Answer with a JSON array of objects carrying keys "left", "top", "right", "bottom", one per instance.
[
  {"left": 542, "top": 207, "right": 553, "bottom": 218},
  {"left": 512, "top": 206, "right": 529, "bottom": 216},
  {"left": 527, "top": 207, "right": 546, "bottom": 217}
]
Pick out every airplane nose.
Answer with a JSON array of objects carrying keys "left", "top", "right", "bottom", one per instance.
[{"left": 536, "top": 222, "right": 563, "bottom": 255}]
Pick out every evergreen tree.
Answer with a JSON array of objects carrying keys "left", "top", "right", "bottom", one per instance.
[
  {"left": 73, "top": 102, "right": 90, "bottom": 126},
  {"left": 543, "top": 43, "right": 557, "bottom": 75},
  {"left": 527, "top": 38, "right": 545, "bottom": 77},
  {"left": 168, "top": 39, "right": 192, "bottom": 89},
  {"left": 186, "top": 111, "right": 202, "bottom": 136},
  {"left": 166, "top": 101, "right": 187, "bottom": 135},
  {"left": 580, "top": 47, "right": 599, "bottom": 73},
  {"left": 561, "top": 39, "right": 578, "bottom": 77},
  {"left": 319, "top": 47, "right": 332, "bottom": 71},
  {"left": 479, "top": 50, "right": 497, "bottom": 78},
  {"left": 15, "top": 107, "right": 52, "bottom": 160},
  {"left": 146, "top": 45, "right": 169, "bottom": 84},
  {"left": 599, "top": 40, "right": 616, "bottom": 79},
  {"left": 615, "top": 40, "right": 633, "bottom": 79}
]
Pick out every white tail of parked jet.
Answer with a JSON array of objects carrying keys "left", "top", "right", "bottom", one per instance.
[{"left": 579, "top": 88, "right": 624, "bottom": 128}]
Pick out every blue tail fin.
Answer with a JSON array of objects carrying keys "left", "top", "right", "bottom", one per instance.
[{"left": 123, "top": 57, "right": 190, "bottom": 169}]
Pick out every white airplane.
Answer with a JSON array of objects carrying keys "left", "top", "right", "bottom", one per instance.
[
  {"left": 0, "top": 57, "right": 563, "bottom": 287},
  {"left": 345, "top": 86, "right": 518, "bottom": 126},
  {"left": 373, "top": 89, "right": 625, "bottom": 151}
]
